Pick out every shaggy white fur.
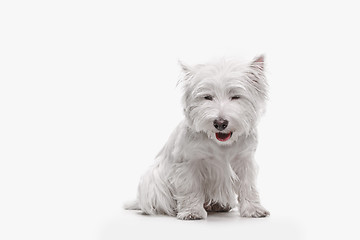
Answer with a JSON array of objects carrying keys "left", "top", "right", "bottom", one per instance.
[{"left": 125, "top": 55, "right": 270, "bottom": 220}]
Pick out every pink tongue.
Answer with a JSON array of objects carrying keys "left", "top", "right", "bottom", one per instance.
[{"left": 215, "top": 132, "right": 232, "bottom": 141}]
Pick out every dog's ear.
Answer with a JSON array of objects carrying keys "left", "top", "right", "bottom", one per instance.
[
  {"left": 178, "top": 60, "right": 194, "bottom": 83},
  {"left": 247, "top": 55, "right": 266, "bottom": 85},
  {"left": 178, "top": 60, "right": 192, "bottom": 74},
  {"left": 250, "top": 54, "right": 265, "bottom": 72}
]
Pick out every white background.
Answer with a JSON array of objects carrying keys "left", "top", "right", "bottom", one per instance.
[{"left": 1, "top": 1, "right": 360, "bottom": 239}]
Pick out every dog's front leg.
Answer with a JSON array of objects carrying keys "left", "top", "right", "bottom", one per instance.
[
  {"left": 233, "top": 152, "right": 270, "bottom": 218},
  {"left": 173, "top": 164, "right": 207, "bottom": 220},
  {"left": 176, "top": 192, "right": 207, "bottom": 220}
]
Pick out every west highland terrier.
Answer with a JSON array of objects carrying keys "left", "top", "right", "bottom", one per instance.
[{"left": 125, "top": 55, "right": 270, "bottom": 220}]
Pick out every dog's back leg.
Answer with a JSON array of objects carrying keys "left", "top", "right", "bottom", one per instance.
[{"left": 137, "top": 165, "right": 176, "bottom": 216}]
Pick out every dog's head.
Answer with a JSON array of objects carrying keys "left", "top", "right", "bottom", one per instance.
[{"left": 180, "top": 56, "right": 268, "bottom": 145}]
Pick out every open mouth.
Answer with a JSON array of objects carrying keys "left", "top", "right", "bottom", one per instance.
[{"left": 215, "top": 132, "right": 232, "bottom": 142}]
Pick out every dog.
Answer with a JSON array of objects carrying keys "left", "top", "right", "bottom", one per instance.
[{"left": 125, "top": 55, "right": 270, "bottom": 220}]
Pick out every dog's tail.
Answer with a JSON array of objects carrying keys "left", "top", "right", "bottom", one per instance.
[{"left": 123, "top": 200, "right": 140, "bottom": 210}]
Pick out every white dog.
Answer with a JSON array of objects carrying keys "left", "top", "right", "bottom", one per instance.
[{"left": 125, "top": 55, "right": 269, "bottom": 220}]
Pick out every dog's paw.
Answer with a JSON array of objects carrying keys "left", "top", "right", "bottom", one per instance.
[
  {"left": 239, "top": 201, "right": 270, "bottom": 218},
  {"left": 204, "top": 202, "right": 232, "bottom": 212},
  {"left": 177, "top": 209, "right": 207, "bottom": 220}
]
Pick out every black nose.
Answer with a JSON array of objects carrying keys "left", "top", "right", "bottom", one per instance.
[{"left": 213, "top": 118, "right": 229, "bottom": 131}]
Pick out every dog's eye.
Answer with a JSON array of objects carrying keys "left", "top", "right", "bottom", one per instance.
[
  {"left": 231, "top": 95, "right": 241, "bottom": 100},
  {"left": 204, "top": 95, "right": 213, "bottom": 101}
]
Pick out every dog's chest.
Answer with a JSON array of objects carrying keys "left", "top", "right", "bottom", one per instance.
[{"left": 196, "top": 141, "right": 240, "bottom": 163}]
